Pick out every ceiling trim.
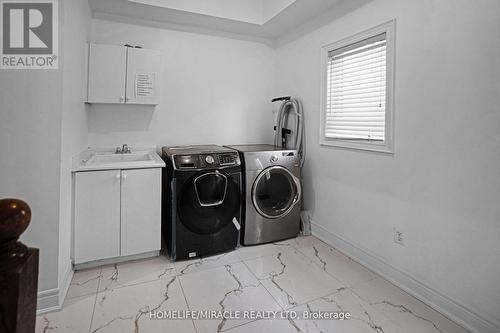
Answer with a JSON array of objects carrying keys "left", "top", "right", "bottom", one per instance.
[
  {"left": 92, "top": 11, "right": 276, "bottom": 47},
  {"left": 127, "top": 0, "right": 297, "bottom": 25}
]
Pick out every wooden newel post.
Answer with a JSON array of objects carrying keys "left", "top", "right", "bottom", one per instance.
[{"left": 0, "top": 199, "right": 39, "bottom": 333}]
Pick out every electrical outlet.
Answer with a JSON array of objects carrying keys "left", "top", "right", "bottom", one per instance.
[{"left": 394, "top": 229, "right": 404, "bottom": 246}]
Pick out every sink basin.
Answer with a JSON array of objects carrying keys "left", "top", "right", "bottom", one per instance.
[
  {"left": 86, "top": 152, "right": 154, "bottom": 166},
  {"left": 73, "top": 149, "right": 165, "bottom": 172}
]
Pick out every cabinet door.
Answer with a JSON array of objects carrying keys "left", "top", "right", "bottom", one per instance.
[
  {"left": 87, "top": 43, "right": 127, "bottom": 103},
  {"left": 125, "top": 48, "right": 161, "bottom": 105},
  {"left": 74, "top": 170, "right": 121, "bottom": 264},
  {"left": 120, "top": 168, "right": 161, "bottom": 256}
]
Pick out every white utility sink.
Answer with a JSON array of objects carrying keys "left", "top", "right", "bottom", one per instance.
[
  {"left": 74, "top": 150, "right": 165, "bottom": 171},
  {"left": 87, "top": 152, "right": 154, "bottom": 165}
]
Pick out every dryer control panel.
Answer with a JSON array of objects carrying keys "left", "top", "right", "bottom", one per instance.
[
  {"left": 243, "top": 150, "right": 299, "bottom": 171},
  {"left": 174, "top": 152, "right": 240, "bottom": 170}
]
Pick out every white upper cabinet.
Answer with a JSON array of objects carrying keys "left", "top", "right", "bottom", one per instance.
[
  {"left": 87, "top": 44, "right": 127, "bottom": 104},
  {"left": 87, "top": 43, "right": 161, "bottom": 105},
  {"left": 126, "top": 48, "right": 161, "bottom": 105}
]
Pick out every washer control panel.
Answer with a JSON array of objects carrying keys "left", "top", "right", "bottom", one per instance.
[{"left": 174, "top": 152, "right": 240, "bottom": 169}]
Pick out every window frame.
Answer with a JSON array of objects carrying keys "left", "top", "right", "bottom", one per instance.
[{"left": 320, "top": 20, "right": 396, "bottom": 154}]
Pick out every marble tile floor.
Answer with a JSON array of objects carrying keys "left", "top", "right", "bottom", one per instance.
[{"left": 36, "top": 236, "right": 469, "bottom": 333}]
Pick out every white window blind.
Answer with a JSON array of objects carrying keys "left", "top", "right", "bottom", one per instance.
[{"left": 326, "top": 33, "right": 387, "bottom": 141}]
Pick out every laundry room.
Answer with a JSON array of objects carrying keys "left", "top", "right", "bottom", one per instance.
[{"left": 0, "top": 1, "right": 499, "bottom": 333}]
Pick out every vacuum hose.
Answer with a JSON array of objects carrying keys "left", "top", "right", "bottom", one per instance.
[{"left": 273, "top": 97, "right": 304, "bottom": 167}]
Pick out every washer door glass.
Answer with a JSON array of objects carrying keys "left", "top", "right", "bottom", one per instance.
[
  {"left": 252, "top": 166, "right": 300, "bottom": 219},
  {"left": 178, "top": 170, "right": 240, "bottom": 235}
]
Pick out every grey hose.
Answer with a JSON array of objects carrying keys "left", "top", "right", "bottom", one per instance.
[{"left": 274, "top": 98, "right": 305, "bottom": 167}]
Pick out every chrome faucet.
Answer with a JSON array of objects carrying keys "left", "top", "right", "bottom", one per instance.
[
  {"left": 122, "top": 144, "right": 131, "bottom": 154},
  {"left": 115, "top": 144, "right": 131, "bottom": 154}
]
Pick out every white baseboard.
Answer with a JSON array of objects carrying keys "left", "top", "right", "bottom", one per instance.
[
  {"left": 36, "top": 262, "right": 74, "bottom": 315},
  {"left": 58, "top": 261, "right": 74, "bottom": 306},
  {"left": 36, "top": 288, "right": 60, "bottom": 315},
  {"left": 311, "top": 221, "right": 500, "bottom": 333},
  {"left": 74, "top": 251, "right": 159, "bottom": 270}
]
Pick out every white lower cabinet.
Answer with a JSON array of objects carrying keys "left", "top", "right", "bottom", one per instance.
[
  {"left": 74, "top": 168, "right": 162, "bottom": 265},
  {"left": 120, "top": 169, "right": 161, "bottom": 256}
]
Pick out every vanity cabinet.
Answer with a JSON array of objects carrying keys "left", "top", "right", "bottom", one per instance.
[
  {"left": 87, "top": 43, "right": 161, "bottom": 105},
  {"left": 120, "top": 169, "right": 161, "bottom": 256},
  {"left": 74, "top": 168, "right": 161, "bottom": 265},
  {"left": 74, "top": 170, "right": 121, "bottom": 264}
]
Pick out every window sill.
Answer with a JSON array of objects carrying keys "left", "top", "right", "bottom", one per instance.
[{"left": 320, "top": 138, "right": 394, "bottom": 154}]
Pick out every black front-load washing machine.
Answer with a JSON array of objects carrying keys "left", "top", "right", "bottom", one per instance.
[{"left": 162, "top": 145, "right": 242, "bottom": 261}]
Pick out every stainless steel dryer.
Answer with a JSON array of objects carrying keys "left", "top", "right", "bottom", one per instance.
[{"left": 224, "top": 144, "right": 301, "bottom": 245}]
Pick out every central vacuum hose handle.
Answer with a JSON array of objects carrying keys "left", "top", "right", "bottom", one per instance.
[{"left": 271, "top": 96, "right": 291, "bottom": 103}]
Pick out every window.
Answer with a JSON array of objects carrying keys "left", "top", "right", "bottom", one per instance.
[{"left": 320, "top": 20, "right": 395, "bottom": 153}]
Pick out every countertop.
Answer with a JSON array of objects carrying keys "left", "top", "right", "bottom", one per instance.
[{"left": 72, "top": 147, "right": 165, "bottom": 172}]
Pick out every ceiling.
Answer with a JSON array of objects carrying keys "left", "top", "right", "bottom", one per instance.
[
  {"left": 127, "top": 0, "right": 297, "bottom": 25},
  {"left": 89, "top": 0, "right": 372, "bottom": 46}
]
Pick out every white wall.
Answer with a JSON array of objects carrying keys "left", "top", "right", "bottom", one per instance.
[
  {"left": 275, "top": 0, "right": 500, "bottom": 331},
  {"left": 58, "top": 0, "right": 91, "bottom": 300},
  {"left": 0, "top": 0, "right": 92, "bottom": 310},
  {"left": 0, "top": 22, "right": 63, "bottom": 296},
  {"left": 88, "top": 19, "right": 276, "bottom": 149}
]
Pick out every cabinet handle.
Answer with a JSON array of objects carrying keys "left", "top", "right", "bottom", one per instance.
[
  {"left": 119, "top": 96, "right": 124, "bottom": 102},
  {"left": 115, "top": 173, "right": 121, "bottom": 180},
  {"left": 122, "top": 173, "right": 127, "bottom": 180},
  {"left": 125, "top": 96, "right": 130, "bottom": 102}
]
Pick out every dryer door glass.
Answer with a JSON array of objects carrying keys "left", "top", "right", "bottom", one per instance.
[
  {"left": 252, "top": 166, "right": 300, "bottom": 219},
  {"left": 178, "top": 170, "right": 240, "bottom": 235}
]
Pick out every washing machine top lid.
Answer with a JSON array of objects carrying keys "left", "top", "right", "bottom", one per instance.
[{"left": 163, "top": 145, "right": 235, "bottom": 156}]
